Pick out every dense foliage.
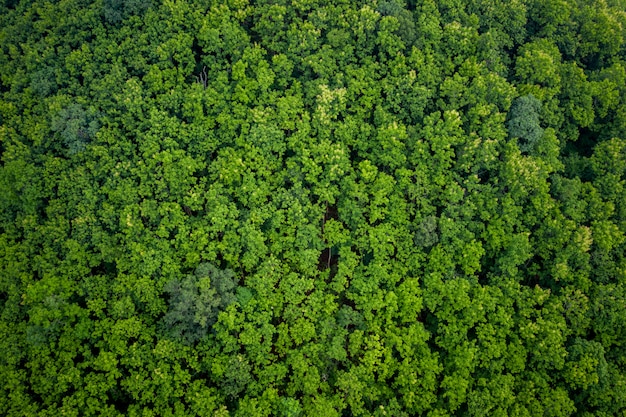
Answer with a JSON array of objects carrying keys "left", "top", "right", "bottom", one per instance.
[{"left": 1, "top": 0, "right": 626, "bottom": 415}]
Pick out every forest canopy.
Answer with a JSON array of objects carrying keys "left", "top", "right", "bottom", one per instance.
[{"left": 1, "top": 0, "right": 626, "bottom": 415}]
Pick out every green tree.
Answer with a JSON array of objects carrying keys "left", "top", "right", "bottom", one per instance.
[
  {"left": 506, "top": 94, "right": 544, "bottom": 153},
  {"left": 50, "top": 103, "right": 100, "bottom": 154},
  {"left": 161, "top": 263, "right": 238, "bottom": 344}
]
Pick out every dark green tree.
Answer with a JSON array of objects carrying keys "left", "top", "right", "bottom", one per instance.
[
  {"left": 50, "top": 103, "right": 100, "bottom": 154},
  {"left": 506, "top": 94, "right": 544, "bottom": 153},
  {"left": 161, "top": 263, "right": 238, "bottom": 344},
  {"left": 377, "top": 0, "right": 417, "bottom": 47}
]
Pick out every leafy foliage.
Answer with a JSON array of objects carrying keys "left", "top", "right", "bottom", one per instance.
[
  {"left": 103, "top": 0, "right": 152, "bottom": 25},
  {"left": 1, "top": 0, "right": 626, "bottom": 415},
  {"left": 161, "top": 263, "right": 238, "bottom": 344},
  {"left": 506, "top": 93, "right": 544, "bottom": 153},
  {"left": 50, "top": 103, "right": 100, "bottom": 154}
]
